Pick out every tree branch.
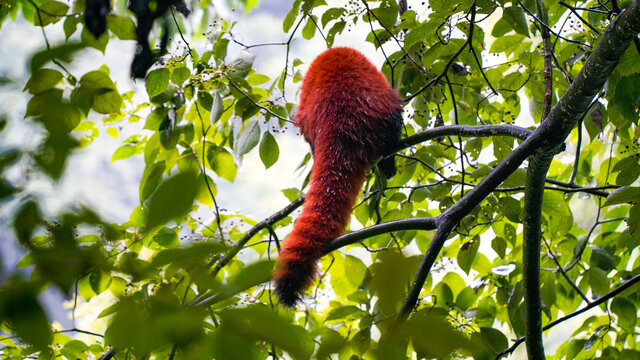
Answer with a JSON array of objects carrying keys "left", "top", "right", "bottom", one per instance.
[
  {"left": 324, "top": 217, "right": 439, "bottom": 253},
  {"left": 394, "top": 124, "right": 532, "bottom": 152},
  {"left": 522, "top": 151, "right": 553, "bottom": 360},
  {"left": 520, "top": 0, "right": 554, "bottom": 356}
]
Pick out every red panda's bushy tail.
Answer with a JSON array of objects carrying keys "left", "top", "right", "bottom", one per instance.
[
  {"left": 272, "top": 47, "right": 403, "bottom": 308},
  {"left": 274, "top": 152, "right": 369, "bottom": 307}
]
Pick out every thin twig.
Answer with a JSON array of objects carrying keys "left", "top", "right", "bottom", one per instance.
[
  {"left": 170, "top": 7, "right": 192, "bottom": 61},
  {"left": 210, "top": 196, "right": 305, "bottom": 277},
  {"left": 192, "top": 101, "right": 224, "bottom": 241},
  {"left": 541, "top": 236, "right": 590, "bottom": 303},
  {"left": 559, "top": 1, "right": 601, "bottom": 34},
  {"left": 222, "top": 73, "right": 294, "bottom": 124},
  {"left": 516, "top": 0, "right": 592, "bottom": 47}
]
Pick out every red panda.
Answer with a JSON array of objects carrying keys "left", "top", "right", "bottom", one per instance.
[{"left": 273, "top": 47, "right": 403, "bottom": 307}]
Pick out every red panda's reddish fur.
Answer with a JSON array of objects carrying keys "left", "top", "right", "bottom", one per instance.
[{"left": 273, "top": 47, "right": 403, "bottom": 307}]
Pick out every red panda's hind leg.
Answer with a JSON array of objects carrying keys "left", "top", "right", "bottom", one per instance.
[{"left": 375, "top": 108, "right": 404, "bottom": 179}]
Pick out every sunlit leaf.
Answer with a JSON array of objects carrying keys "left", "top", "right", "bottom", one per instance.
[
  {"left": 107, "top": 14, "right": 136, "bottom": 40},
  {"left": 34, "top": 1, "right": 68, "bottom": 26},
  {"left": 24, "top": 68, "right": 62, "bottom": 94},
  {"left": 145, "top": 68, "right": 171, "bottom": 98}
]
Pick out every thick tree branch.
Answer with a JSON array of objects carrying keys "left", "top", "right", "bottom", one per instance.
[
  {"left": 522, "top": 151, "right": 553, "bottom": 360},
  {"left": 520, "top": 0, "right": 553, "bottom": 357},
  {"left": 394, "top": 124, "right": 532, "bottom": 152},
  {"left": 324, "top": 217, "right": 439, "bottom": 253}
]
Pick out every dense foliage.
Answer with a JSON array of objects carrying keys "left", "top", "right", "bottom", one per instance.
[{"left": 0, "top": 0, "right": 639, "bottom": 359}]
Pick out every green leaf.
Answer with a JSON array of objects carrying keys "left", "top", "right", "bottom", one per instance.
[
  {"left": 611, "top": 297, "right": 637, "bottom": 330},
  {"left": 36, "top": 102, "right": 84, "bottom": 133},
  {"left": 30, "top": 42, "right": 84, "bottom": 73},
  {"left": 604, "top": 186, "right": 640, "bottom": 206},
  {"left": 34, "top": 131, "right": 79, "bottom": 179},
  {"left": 128, "top": 205, "right": 147, "bottom": 227},
  {"left": 247, "top": 73, "right": 270, "bottom": 85},
  {"left": 80, "top": 70, "right": 116, "bottom": 90},
  {"left": 456, "top": 287, "right": 476, "bottom": 310},
  {"left": 371, "top": 0, "right": 398, "bottom": 30},
  {"left": 13, "top": 201, "right": 41, "bottom": 245},
  {"left": 321, "top": 8, "right": 344, "bottom": 27},
  {"left": 210, "top": 92, "right": 224, "bottom": 125},
  {"left": 145, "top": 171, "right": 199, "bottom": 230},
  {"left": 542, "top": 191, "right": 571, "bottom": 217},
  {"left": 228, "top": 49, "right": 256, "bottom": 79},
  {"left": 26, "top": 88, "right": 62, "bottom": 117},
  {"left": 326, "top": 21, "right": 345, "bottom": 47},
  {"left": 63, "top": 15, "right": 82, "bottom": 39},
  {"left": 630, "top": 204, "right": 640, "bottom": 236},
  {"left": 152, "top": 242, "right": 226, "bottom": 267},
  {"left": 404, "top": 22, "right": 432, "bottom": 50},
  {"left": 498, "top": 196, "right": 522, "bottom": 223},
  {"left": 24, "top": 68, "right": 63, "bottom": 94},
  {"left": 502, "top": 6, "right": 529, "bottom": 37},
  {"left": 107, "top": 14, "right": 136, "bottom": 40},
  {"left": 492, "top": 237, "right": 507, "bottom": 258},
  {"left": 145, "top": 227, "right": 180, "bottom": 249},
  {"left": 171, "top": 66, "right": 190, "bottom": 86},
  {"left": 92, "top": 89, "right": 122, "bottom": 114},
  {"left": 457, "top": 237, "right": 479, "bottom": 274},
  {"left": 61, "top": 340, "right": 88, "bottom": 360},
  {"left": 613, "top": 157, "right": 640, "bottom": 185},
  {"left": 236, "top": 119, "right": 261, "bottom": 156},
  {"left": 540, "top": 270, "right": 556, "bottom": 307},
  {"left": 301, "top": 15, "right": 317, "bottom": 40},
  {"left": 81, "top": 26, "right": 108, "bottom": 53},
  {"left": 281, "top": 188, "right": 302, "bottom": 202},
  {"left": 370, "top": 250, "right": 418, "bottom": 316},
  {"left": 224, "top": 260, "right": 276, "bottom": 298},
  {"left": 111, "top": 144, "right": 136, "bottom": 162},
  {"left": 216, "top": 305, "right": 313, "bottom": 359},
  {"left": 351, "top": 327, "right": 371, "bottom": 355},
  {"left": 140, "top": 162, "right": 166, "bottom": 202},
  {"left": 407, "top": 308, "right": 471, "bottom": 358},
  {"left": 283, "top": 0, "right": 301, "bottom": 32},
  {"left": 589, "top": 245, "right": 614, "bottom": 271},
  {"left": 78, "top": 274, "right": 96, "bottom": 301},
  {"left": 89, "top": 271, "right": 112, "bottom": 295},
  {"left": 469, "top": 327, "right": 508, "bottom": 358},
  {"left": 491, "top": 18, "right": 512, "bottom": 38},
  {"left": 331, "top": 254, "right": 367, "bottom": 298},
  {"left": 588, "top": 267, "right": 609, "bottom": 296},
  {"left": 207, "top": 147, "right": 237, "bottom": 182},
  {"left": 145, "top": 68, "right": 171, "bottom": 98},
  {"left": 0, "top": 279, "right": 53, "bottom": 351},
  {"left": 259, "top": 131, "right": 279, "bottom": 169},
  {"left": 325, "top": 305, "right": 367, "bottom": 322},
  {"left": 196, "top": 174, "right": 217, "bottom": 207},
  {"left": 35, "top": 1, "right": 68, "bottom": 26},
  {"left": 315, "top": 327, "right": 346, "bottom": 359},
  {"left": 490, "top": 34, "right": 526, "bottom": 54}
]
